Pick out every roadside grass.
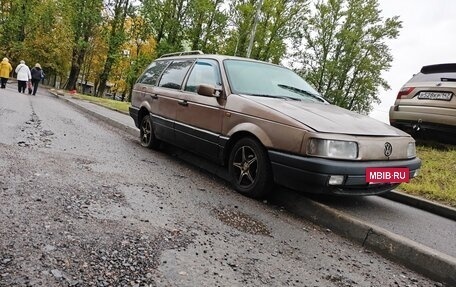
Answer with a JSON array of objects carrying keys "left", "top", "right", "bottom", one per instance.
[
  {"left": 69, "top": 93, "right": 130, "bottom": 113},
  {"left": 398, "top": 141, "right": 456, "bottom": 207},
  {"left": 63, "top": 91, "right": 456, "bottom": 207}
]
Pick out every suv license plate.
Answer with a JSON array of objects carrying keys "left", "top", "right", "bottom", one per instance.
[{"left": 417, "top": 91, "right": 453, "bottom": 101}]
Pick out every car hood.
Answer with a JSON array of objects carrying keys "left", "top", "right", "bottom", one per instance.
[{"left": 248, "top": 97, "right": 407, "bottom": 136}]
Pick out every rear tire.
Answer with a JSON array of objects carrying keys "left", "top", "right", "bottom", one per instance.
[
  {"left": 140, "top": 114, "right": 160, "bottom": 149},
  {"left": 228, "top": 137, "right": 273, "bottom": 198}
]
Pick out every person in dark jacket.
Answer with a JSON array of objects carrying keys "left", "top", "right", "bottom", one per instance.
[{"left": 30, "top": 63, "right": 45, "bottom": 95}]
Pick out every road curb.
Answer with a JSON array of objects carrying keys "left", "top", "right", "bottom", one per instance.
[
  {"left": 382, "top": 191, "right": 456, "bottom": 221},
  {"left": 271, "top": 190, "right": 456, "bottom": 286},
  {"left": 51, "top": 89, "right": 456, "bottom": 285}
]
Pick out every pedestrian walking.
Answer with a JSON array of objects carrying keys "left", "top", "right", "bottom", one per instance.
[
  {"left": 15, "top": 60, "right": 31, "bottom": 93},
  {"left": 0, "top": 57, "right": 13, "bottom": 88},
  {"left": 30, "top": 63, "right": 45, "bottom": 95}
]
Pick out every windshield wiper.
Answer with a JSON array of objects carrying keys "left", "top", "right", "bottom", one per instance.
[
  {"left": 243, "top": 93, "right": 301, "bottom": 101},
  {"left": 277, "top": 84, "right": 327, "bottom": 103}
]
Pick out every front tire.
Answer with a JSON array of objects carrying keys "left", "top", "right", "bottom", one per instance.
[
  {"left": 140, "top": 114, "right": 160, "bottom": 149},
  {"left": 228, "top": 137, "right": 273, "bottom": 198}
]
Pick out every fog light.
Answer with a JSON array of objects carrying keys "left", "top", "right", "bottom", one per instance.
[
  {"left": 413, "top": 169, "right": 420, "bottom": 177},
  {"left": 328, "top": 175, "right": 345, "bottom": 185}
]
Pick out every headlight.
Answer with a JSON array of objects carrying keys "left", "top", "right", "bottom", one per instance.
[
  {"left": 307, "top": 139, "right": 358, "bottom": 159},
  {"left": 407, "top": 142, "right": 416, "bottom": 158}
]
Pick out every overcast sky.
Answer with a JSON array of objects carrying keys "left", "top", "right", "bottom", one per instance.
[{"left": 369, "top": 0, "right": 456, "bottom": 123}]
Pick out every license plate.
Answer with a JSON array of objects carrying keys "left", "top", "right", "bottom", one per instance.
[
  {"left": 365, "top": 167, "right": 410, "bottom": 183},
  {"left": 417, "top": 91, "right": 453, "bottom": 101}
]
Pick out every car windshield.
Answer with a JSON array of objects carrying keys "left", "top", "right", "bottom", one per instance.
[{"left": 224, "top": 59, "right": 327, "bottom": 103}]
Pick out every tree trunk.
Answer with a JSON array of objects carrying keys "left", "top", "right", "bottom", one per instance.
[
  {"left": 96, "top": 0, "right": 129, "bottom": 97},
  {"left": 65, "top": 47, "right": 86, "bottom": 91}
]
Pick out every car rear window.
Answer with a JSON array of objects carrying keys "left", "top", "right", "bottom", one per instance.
[{"left": 408, "top": 72, "right": 456, "bottom": 83}]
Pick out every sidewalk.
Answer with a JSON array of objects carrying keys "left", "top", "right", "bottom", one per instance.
[{"left": 48, "top": 89, "right": 456, "bottom": 285}]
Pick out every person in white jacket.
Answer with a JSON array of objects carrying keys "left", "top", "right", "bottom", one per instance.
[{"left": 15, "top": 60, "right": 31, "bottom": 93}]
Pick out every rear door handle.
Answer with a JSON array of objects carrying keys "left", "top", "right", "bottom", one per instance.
[
  {"left": 178, "top": 100, "right": 188, "bottom": 107},
  {"left": 149, "top": 94, "right": 158, "bottom": 99}
]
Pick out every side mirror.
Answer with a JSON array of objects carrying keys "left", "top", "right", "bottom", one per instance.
[{"left": 197, "top": 84, "right": 219, "bottom": 97}]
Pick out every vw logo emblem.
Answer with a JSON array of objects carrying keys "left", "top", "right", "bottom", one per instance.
[{"left": 384, "top": 142, "right": 393, "bottom": 157}]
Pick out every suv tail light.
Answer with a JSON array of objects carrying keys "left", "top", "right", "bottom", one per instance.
[{"left": 396, "top": 87, "right": 414, "bottom": 99}]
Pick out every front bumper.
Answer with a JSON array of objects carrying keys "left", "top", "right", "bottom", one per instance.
[{"left": 268, "top": 150, "right": 421, "bottom": 195}]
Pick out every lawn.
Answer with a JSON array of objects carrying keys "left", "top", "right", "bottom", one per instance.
[
  {"left": 65, "top": 92, "right": 456, "bottom": 207},
  {"left": 398, "top": 141, "right": 456, "bottom": 207},
  {"left": 69, "top": 93, "right": 130, "bottom": 114}
]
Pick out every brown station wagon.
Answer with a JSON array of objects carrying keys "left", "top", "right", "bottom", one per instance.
[{"left": 129, "top": 51, "right": 421, "bottom": 198}]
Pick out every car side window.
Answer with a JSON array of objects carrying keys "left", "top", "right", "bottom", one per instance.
[
  {"left": 158, "top": 60, "right": 194, "bottom": 90},
  {"left": 137, "top": 60, "right": 170, "bottom": 85},
  {"left": 184, "top": 60, "right": 221, "bottom": 93}
]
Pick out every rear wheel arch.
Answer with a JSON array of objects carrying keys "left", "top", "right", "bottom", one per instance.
[
  {"left": 138, "top": 106, "right": 150, "bottom": 126},
  {"left": 138, "top": 108, "right": 160, "bottom": 149}
]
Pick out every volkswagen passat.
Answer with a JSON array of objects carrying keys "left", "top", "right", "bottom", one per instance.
[{"left": 130, "top": 51, "right": 421, "bottom": 198}]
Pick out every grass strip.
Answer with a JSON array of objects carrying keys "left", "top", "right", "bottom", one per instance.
[
  {"left": 399, "top": 142, "right": 456, "bottom": 207},
  {"left": 70, "top": 93, "right": 130, "bottom": 113}
]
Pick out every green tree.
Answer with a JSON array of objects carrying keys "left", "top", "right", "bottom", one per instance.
[
  {"left": 185, "top": 0, "right": 227, "bottom": 53},
  {"left": 0, "top": 0, "right": 72, "bottom": 81},
  {"left": 294, "top": 0, "right": 401, "bottom": 114},
  {"left": 0, "top": 0, "right": 40, "bottom": 58},
  {"left": 63, "top": 0, "right": 103, "bottom": 91},
  {"left": 141, "top": 0, "right": 188, "bottom": 56},
  {"left": 96, "top": 0, "right": 131, "bottom": 97},
  {"left": 119, "top": 15, "right": 156, "bottom": 101},
  {"left": 223, "top": 0, "right": 256, "bottom": 58},
  {"left": 222, "top": 0, "right": 307, "bottom": 64},
  {"left": 253, "top": 0, "right": 308, "bottom": 63}
]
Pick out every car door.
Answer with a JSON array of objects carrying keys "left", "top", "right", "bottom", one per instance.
[
  {"left": 175, "top": 59, "right": 225, "bottom": 161},
  {"left": 153, "top": 59, "right": 194, "bottom": 143}
]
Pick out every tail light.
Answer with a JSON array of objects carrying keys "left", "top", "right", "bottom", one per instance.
[{"left": 396, "top": 87, "right": 414, "bottom": 99}]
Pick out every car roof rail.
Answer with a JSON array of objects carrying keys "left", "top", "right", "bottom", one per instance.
[{"left": 159, "top": 50, "right": 204, "bottom": 58}]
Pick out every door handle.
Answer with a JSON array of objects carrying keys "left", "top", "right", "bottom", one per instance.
[
  {"left": 178, "top": 100, "right": 188, "bottom": 107},
  {"left": 149, "top": 94, "right": 158, "bottom": 99}
]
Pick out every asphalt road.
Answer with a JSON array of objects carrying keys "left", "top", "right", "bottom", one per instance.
[
  {"left": 54, "top": 86, "right": 456, "bottom": 282},
  {"left": 0, "top": 86, "right": 443, "bottom": 286}
]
